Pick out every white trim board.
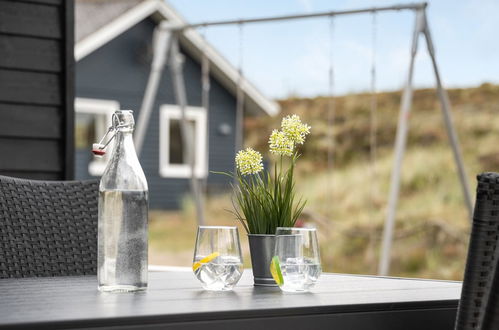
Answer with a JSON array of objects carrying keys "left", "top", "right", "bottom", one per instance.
[
  {"left": 74, "top": 0, "right": 279, "bottom": 117},
  {"left": 159, "top": 105, "right": 208, "bottom": 179},
  {"left": 75, "top": 97, "right": 120, "bottom": 114}
]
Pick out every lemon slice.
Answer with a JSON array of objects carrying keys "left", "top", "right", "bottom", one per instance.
[
  {"left": 192, "top": 252, "right": 220, "bottom": 272},
  {"left": 270, "top": 256, "right": 284, "bottom": 286}
]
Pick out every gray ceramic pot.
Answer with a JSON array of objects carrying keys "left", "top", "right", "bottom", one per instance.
[{"left": 248, "top": 234, "right": 277, "bottom": 286}]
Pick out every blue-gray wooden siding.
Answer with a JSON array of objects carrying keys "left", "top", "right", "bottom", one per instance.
[
  {"left": 75, "top": 18, "right": 235, "bottom": 209},
  {"left": 0, "top": 0, "right": 74, "bottom": 180}
]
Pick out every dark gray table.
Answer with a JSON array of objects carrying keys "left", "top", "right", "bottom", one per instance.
[{"left": 0, "top": 271, "right": 461, "bottom": 330}]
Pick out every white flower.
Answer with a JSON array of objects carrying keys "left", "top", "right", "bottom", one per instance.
[
  {"left": 235, "top": 148, "right": 264, "bottom": 175},
  {"left": 281, "top": 114, "right": 311, "bottom": 145},
  {"left": 268, "top": 129, "right": 294, "bottom": 156}
]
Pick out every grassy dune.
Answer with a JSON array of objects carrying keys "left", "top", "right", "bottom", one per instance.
[{"left": 149, "top": 83, "right": 499, "bottom": 280}]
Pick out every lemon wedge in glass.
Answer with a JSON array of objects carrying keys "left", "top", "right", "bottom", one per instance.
[
  {"left": 270, "top": 256, "right": 284, "bottom": 286},
  {"left": 192, "top": 252, "right": 220, "bottom": 272}
]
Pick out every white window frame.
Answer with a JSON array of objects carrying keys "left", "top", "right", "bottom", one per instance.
[
  {"left": 75, "top": 97, "right": 120, "bottom": 176},
  {"left": 159, "top": 105, "right": 208, "bottom": 178}
]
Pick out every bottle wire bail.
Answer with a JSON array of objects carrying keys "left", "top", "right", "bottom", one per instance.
[{"left": 91, "top": 113, "right": 130, "bottom": 157}]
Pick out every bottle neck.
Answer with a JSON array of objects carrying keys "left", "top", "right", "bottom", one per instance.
[
  {"left": 116, "top": 129, "right": 134, "bottom": 143},
  {"left": 100, "top": 110, "right": 147, "bottom": 191},
  {"left": 114, "top": 129, "right": 137, "bottom": 159}
]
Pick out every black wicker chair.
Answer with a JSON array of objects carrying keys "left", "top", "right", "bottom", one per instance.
[
  {"left": 0, "top": 175, "right": 99, "bottom": 278},
  {"left": 455, "top": 172, "right": 499, "bottom": 330}
]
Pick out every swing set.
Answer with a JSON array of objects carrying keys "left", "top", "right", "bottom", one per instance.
[{"left": 133, "top": 2, "right": 472, "bottom": 276}]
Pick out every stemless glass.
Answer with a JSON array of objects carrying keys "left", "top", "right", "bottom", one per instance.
[
  {"left": 193, "top": 226, "right": 244, "bottom": 291},
  {"left": 273, "top": 227, "right": 322, "bottom": 292}
]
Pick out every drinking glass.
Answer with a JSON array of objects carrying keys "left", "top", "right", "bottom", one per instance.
[
  {"left": 193, "top": 226, "right": 244, "bottom": 291},
  {"left": 272, "top": 227, "right": 321, "bottom": 292}
]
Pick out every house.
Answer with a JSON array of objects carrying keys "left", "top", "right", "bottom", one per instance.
[{"left": 74, "top": 0, "right": 279, "bottom": 209}]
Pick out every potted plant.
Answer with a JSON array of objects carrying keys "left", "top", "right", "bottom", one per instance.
[{"left": 223, "top": 115, "right": 311, "bottom": 286}]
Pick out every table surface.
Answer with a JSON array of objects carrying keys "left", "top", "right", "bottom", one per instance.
[{"left": 0, "top": 271, "right": 462, "bottom": 329}]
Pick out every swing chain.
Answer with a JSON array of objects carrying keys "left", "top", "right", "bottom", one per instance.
[
  {"left": 369, "top": 12, "right": 378, "bottom": 192},
  {"left": 237, "top": 22, "right": 244, "bottom": 77},
  {"left": 200, "top": 27, "right": 211, "bottom": 94},
  {"left": 234, "top": 22, "right": 245, "bottom": 155},
  {"left": 326, "top": 14, "right": 336, "bottom": 216}
]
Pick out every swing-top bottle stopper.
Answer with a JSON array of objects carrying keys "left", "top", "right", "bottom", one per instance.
[
  {"left": 91, "top": 110, "right": 134, "bottom": 158},
  {"left": 92, "top": 143, "right": 106, "bottom": 157}
]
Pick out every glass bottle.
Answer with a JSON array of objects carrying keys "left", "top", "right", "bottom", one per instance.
[{"left": 98, "top": 110, "right": 148, "bottom": 292}]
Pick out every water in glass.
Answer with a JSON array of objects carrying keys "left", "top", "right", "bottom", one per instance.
[
  {"left": 194, "top": 255, "right": 243, "bottom": 291},
  {"left": 193, "top": 226, "right": 244, "bottom": 291},
  {"left": 279, "top": 257, "right": 321, "bottom": 292},
  {"left": 274, "top": 227, "right": 322, "bottom": 292}
]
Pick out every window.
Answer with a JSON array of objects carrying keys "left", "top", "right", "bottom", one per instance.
[
  {"left": 75, "top": 98, "right": 120, "bottom": 176},
  {"left": 159, "top": 105, "right": 207, "bottom": 178}
]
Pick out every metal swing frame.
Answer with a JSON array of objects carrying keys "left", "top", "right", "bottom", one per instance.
[
  {"left": 134, "top": 23, "right": 206, "bottom": 226},
  {"left": 134, "top": 2, "right": 473, "bottom": 276},
  {"left": 378, "top": 8, "right": 473, "bottom": 275}
]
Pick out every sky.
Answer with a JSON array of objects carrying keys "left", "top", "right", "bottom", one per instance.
[{"left": 166, "top": 0, "right": 499, "bottom": 99}]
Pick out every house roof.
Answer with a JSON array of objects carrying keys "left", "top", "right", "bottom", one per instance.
[{"left": 75, "top": 0, "right": 280, "bottom": 117}]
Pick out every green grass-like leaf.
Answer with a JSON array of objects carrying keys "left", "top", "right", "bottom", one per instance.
[{"left": 227, "top": 153, "right": 306, "bottom": 235}]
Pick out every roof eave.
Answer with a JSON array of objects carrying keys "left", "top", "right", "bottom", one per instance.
[{"left": 74, "top": 0, "right": 280, "bottom": 117}]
